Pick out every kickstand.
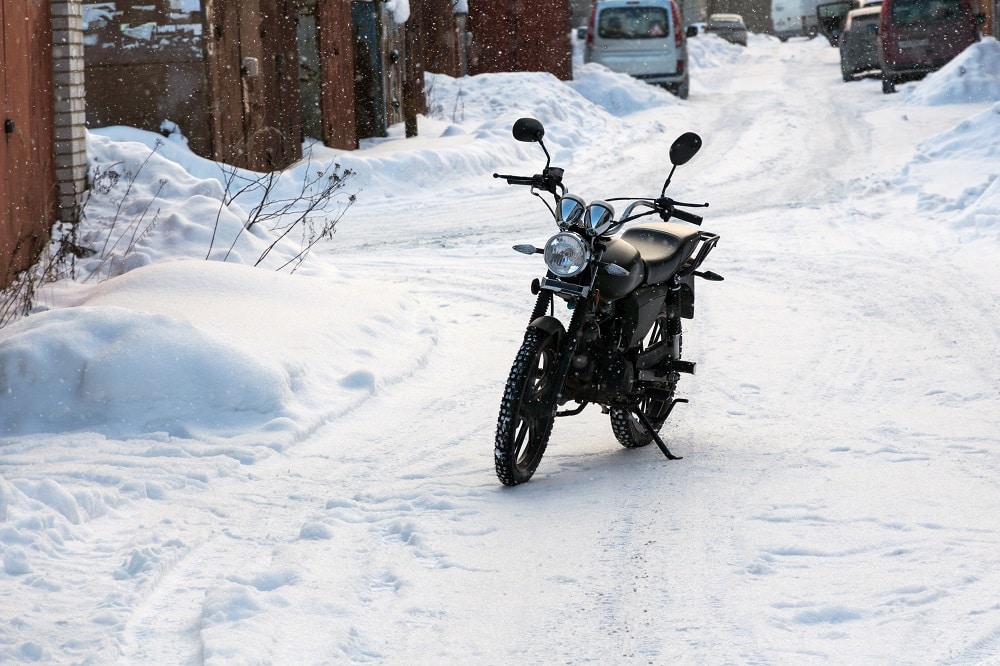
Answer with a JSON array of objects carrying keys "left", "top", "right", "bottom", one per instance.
[{"left": 632, "top": 399, "right": 687, "bottom": 460}]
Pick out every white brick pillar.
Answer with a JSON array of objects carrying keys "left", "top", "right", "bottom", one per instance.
[{"left": 50, "top": 0, "right": 88, "bottom": 224}]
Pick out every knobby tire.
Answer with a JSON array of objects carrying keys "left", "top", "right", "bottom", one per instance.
[{"left": 494, "top": 328, "right": 560, "bottom": 486}]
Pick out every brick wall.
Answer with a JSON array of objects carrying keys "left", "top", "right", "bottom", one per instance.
[{"left": 50, "top": 1, "right": 88, "bottom": 224}]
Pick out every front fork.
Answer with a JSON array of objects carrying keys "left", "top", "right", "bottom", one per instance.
[
  {"left": 524, "top": 288, "right": 584, "bottom": 411},
  {"left": 528, "top": 288, "right": 553, "bottom": 323}
]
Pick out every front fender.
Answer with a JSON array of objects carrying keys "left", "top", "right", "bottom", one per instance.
[{"left": 528, "top": 315, "right": 566, "bottom": 343}]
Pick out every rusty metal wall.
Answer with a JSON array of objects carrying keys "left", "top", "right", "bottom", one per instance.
[
  {"left": 85, "top": 1, "right": 301, "bottom": 171},
  {"left": 316, "top": 0, "right": 357, "bottom": 149},
  {"left": 2, "top": 0, "right": 57, "bottom": 286},
  {"left": 467, "top": 0, "right": 573, "bottom": 80},
  {"left": 421, "top": 0, "right": 463, "bottom": 76},
  {"left": 84, "top": 1, "right": 213, "bottom": 156}
]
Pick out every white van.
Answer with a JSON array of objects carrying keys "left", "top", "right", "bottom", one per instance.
[
  {"left": 584, "top": 0, "right": 690, "bottom": 99},
  {"left": 772, "top": 0, "right": 821, "bottom": 39}
]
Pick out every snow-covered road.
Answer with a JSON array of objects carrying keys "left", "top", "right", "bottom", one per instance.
[{"left": 3, "top": 33, "right": 999, "bottom": 664}]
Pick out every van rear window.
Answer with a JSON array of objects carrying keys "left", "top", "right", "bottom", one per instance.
[
  {"left": 890, "top": 0, "right": 966, "bottom": 24},
  {"left": 598, "top": 7, "right": 671, "bottom": 39}
]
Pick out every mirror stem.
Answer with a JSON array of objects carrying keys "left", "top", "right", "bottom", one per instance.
[
  {"left": 661, "top": 165, "right": 677, "bottom": 196},
  {"left": 538, "top": 139, "right": 552, "bottom": 171}
]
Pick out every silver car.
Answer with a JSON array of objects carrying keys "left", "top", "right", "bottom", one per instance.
[
  {"left": 706, "top": 13, "right": 748, "bottom": 46},
  {"left": 584, "top": 0, "right": 691, "bottom": 99}
]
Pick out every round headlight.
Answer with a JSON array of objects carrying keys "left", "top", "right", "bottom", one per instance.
[
  {"left": 583, "top": 200, "right": 615, "bottom": 236},
  {"left": 544, "top": 232, "right": 590, "bottom": 277}
]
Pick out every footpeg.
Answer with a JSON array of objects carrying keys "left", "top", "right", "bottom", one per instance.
[{"left": 670, "top": 360, "right": 696, "bottom": 374}]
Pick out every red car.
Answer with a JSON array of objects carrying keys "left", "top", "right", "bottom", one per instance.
[{"left": 878, "top": 0, "right": 984, "bottom": 93}]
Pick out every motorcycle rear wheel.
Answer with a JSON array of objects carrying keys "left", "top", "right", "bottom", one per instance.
[
  {"left": 495, "top": 328, "right": 560, "bottom": 486},
  {"left": 609, "top": 317, "right": 678, "bottom": 448},
  {"left": 610, "top": 393, "right": 674, "bottom": 448}
]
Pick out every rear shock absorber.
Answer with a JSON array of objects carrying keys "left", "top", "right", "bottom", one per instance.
[{"left": 667, "top": 316, "right": 682, "bottom": 359}]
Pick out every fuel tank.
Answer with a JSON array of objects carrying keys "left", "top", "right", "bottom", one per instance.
[{"left": 593, "top": 237, "right": 644, "bottom": 301}]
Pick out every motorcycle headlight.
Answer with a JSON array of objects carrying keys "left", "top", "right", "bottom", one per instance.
[
  {"left": 583, "top": 200, "right": 616, "bottom": 236},
  {"left": 544, "top": 232, "right": 590, "bottom": 277}
]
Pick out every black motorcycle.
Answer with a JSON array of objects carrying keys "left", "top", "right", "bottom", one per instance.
[{"left": 493, "top": 118, "right": 723, "bottom": 486}]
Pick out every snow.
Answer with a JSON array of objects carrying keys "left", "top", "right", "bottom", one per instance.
[
  {"left": 384, "top": 0, "right": 410, "bottom": 24},
  {"left": 905, "top": 37, "right": 1000, "bottom": 105},
  {"left": 2, "top": 31, "right": 1000, "bottom": 664}
]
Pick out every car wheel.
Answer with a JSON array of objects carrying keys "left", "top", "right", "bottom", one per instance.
[
  {"left": 676, "top": 74, "right": 690, "bottom": 100},
  {"left": 841, "top": 59, "right": 853, "bottom": 82}
]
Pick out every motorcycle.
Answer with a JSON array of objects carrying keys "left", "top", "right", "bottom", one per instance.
[{"left": 493, "top": 117, "right": 723, "bottom": 486}]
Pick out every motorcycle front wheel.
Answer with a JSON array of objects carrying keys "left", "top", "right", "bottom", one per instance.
[{"left": 494, "top": 328, "right": 560, "bottom": 486}]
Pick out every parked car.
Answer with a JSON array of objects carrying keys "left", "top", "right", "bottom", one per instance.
[
  {"left": 839, "top": 6, "right": 883, "bottom": 79},
  {"left": 878, "top": 0, "right": 983, "bottom": 93},
  {"left": 584, "top": 0, "right": 692, "bottom": 98},
  {"left": 706, "top": 13, "right": 748, "bottom": 45},
  {"left": 817, "top": 0, "right": 883, "bottom": 45},
  {"left": 817, "top": 0, "right": 852, "bottom": 44}
]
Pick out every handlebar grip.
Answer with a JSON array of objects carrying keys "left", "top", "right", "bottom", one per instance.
[
  {"left": 671, "top": 208, "right": 703, "bottom": 226},
  {"left": 493, "top": 173, "right": 537, "bottom": 186}
]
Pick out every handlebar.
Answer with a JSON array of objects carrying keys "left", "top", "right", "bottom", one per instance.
[
  {"left": 656, "top": 196, "right": 706, "bottom": 226},
  {"left": 670, "top": 207, "right": 703, "bottom": 226},
  {"left": 497, "top": 174, "right": 708, "bottom": 227},
  {"left": 494, "top": 167, "right": 566, "bottom": 196},
  {"left": 619, "top": 197, "right": 708, "bottom": 226},
  {"left": 494, "top": 173, "right": 539, "bottom": 187}
]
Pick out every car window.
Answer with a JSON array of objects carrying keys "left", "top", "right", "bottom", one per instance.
[
  {"left": 890, "top": 0, "right": 965, "bottom": 24},
  {"left": 598, "top": 7, "right": 671, "bottom": 39}
]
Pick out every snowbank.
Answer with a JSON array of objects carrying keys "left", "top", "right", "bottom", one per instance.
[
  {"left": 688, "top": 31, "right": 750, "bottom": 68},
  {"left": 903, "top": 102, "right": 1000, "bottom": 242},
  {"left": 568, "top": 64, "right": 681, "bottom": 116},
  {"left": 0, "top": 259, "right": 432, "bottom": 440},
  {"left": 906, "top": 37, "right": 1000, "bottom": 105}
]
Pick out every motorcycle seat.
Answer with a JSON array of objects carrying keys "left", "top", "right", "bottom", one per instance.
[{"left": 621, "top": 223, "right": 702, "bottom": 284}]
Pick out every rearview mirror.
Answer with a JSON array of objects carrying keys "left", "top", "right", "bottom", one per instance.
[
  {"left": 512, "top": 118, "right": 545, "bottom": 143},
  {"left": 669, "top": 132, "right": 702, "bottom": 166}
]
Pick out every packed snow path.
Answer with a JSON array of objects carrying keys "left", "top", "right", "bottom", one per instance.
[{"left": 2, "top": 35, "right": 999, "bottom": 663}]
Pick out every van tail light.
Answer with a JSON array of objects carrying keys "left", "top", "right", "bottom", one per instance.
[
  {"left": 677, "top": 60, "right": 685, "bottom": 74},
  {"left": 587, "top": 3, "right": 597, "bottom": 48},
  {"left": 671, "top": 1, "right": 684, "bottom": 48}
]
